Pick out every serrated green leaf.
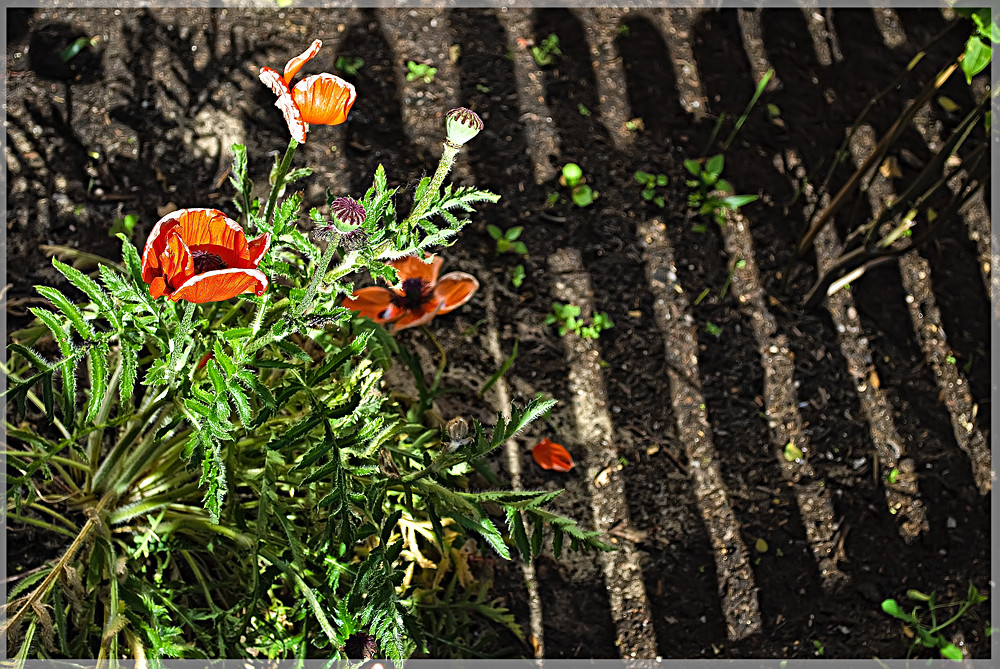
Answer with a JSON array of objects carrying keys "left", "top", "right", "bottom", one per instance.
[
  {"left": 30, "top": 307, "right": 72, "bottom": 350},
  {"left": 119, "top": 344, "right": 138, "bottom": 406},
  {"left": 221, "top": 327, "right": 254, "bottom": 341},
  {"left": 85, "top": 346, "right": 109, "bottom": 424},
  {"left": 52, "top": 258, "right": 115, "bottom": 320},
  {"left": 228, "top": 382, "right": 252, "bottom": 425},
  {"left": 509, "top": 508, "right": 531, "bottom": 560},
  {"left": 454, "top": 513, "right": 510, "bottom": 560},
  {"left": 9, "top": 343, "right": 52, "bottom": 372}
]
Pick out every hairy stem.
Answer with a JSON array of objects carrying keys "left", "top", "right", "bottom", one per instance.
[{"left": 263, "top": 137, "right": 300, "bottom": 226}]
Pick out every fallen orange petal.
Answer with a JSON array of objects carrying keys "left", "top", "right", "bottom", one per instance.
[{"left": 532, "top": 438, "right": 574, "bottom": 472}]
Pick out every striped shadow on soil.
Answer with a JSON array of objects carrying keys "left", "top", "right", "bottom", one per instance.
[
  {"left": 548, "top": 247, "right": 659, "bottom": 659},
  {"left": 637, "top": 219, "right": 762, "bottom": 642},
  {"left": 846, "top": 124, "right": 991, "bottom": 496}
]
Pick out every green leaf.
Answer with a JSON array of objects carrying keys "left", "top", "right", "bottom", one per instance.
[
  {"left": 962, "top": 36, "right": 991, "bottom": 84},
  {"left": 221, "top": 327, "right": 254, "bottom": 341},
  {"left": 119, "top": 233, "right": 145, "bottom": 286},
  {"left": 881, "top": 599, "right": 909, "bottom": 621},
  {"left": 85, "top": 345, "right": 109, "bottom": 424},
  {"left": 479, "top": 339, "right": 517, "bottom": 397},
  {"left": 684, "top": 159, "right": 702, "bottom": 176},
  {"left": 454, "top": 513, "right": 510, "bottom": 560},
  {"left": 939, "top": 642, "right": 963, "bottom": 661},
  {"left": 720, "top": 194, "right": 758, "bottom": 209},
  {"left": 36, "top": 286, "right": 94, "bottom": 340},
  {"left": 9, "top": 343, "right": 52, "bottom": 372},
  {"left": 508, "top": 509, "right": 531, "bottom": 560},
  {"left": 705, "top": 154, "right": 724, "bottom": 175},
  {"left": 52, "top": 258, "right": 115, "bottom": 319},
  {"left": 120, "top": 344, "right": 138, "bottom": 406},
  {"left": 487, "top": 224, "right": 502, "bottom": 240}
]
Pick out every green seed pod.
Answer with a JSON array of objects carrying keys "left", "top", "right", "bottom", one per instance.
[{"left": 445, "top": 107, "right": 484, "bottom": 147}]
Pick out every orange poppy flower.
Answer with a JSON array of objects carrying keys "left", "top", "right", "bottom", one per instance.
[
  {"left": 532, "top": 438, "right": 574, "bottom": 472},
  {"left": 259, "top": 39, "right": 357, "bottom": 143},
  {"left": 342, "top": 255, "right": 479, "bottom": 332},
  {"left": 141, "top": 208, "right": 271, "bottom": 304}
]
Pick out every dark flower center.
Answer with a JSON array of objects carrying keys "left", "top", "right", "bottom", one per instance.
[
  {"left": 389, "top": 277, "right": 432, "bottom": 312},
  {"left": 192, "top": 250, "right": 227, "bottom": 274}
]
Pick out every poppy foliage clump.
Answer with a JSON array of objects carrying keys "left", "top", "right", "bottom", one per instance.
[
  {"left": 140, "top": 208, "right": 271, "bottom": 304},
  {"left": 6, "top": 36, "right": 615, "bottom": 662},
  {"left": 342, "top": 254, "right": 479, "bottom": 331},
  {"left": 259, "top": 39, "right": 357, "bottom": 143}
]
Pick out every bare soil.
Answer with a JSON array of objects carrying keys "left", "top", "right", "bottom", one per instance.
[{"left": 5, "top": 5, "right": 991, "bottom": 660}]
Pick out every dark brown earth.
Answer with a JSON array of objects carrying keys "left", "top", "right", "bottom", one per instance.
[{"left": 5, "top": 5, "right": 992, "bottom": 660}]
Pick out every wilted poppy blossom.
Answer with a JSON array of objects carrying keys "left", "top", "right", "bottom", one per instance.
[
  {"left": 342, "top": 255, "right": 478, "bottom": 332},
  {"left": 141, "top": 208, "right": 271, "bottom": 304},
  {"left": 259, "top": 39, "right": 357, "bottom": 143},
  {"left": 532, "top": 438, "right": 574, "bottom": 472}
]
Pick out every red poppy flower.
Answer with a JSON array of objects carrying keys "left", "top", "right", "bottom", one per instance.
[
  {"left": 342, "top": 255, "right": 479, "bottom": 332},
  {"left": 532, "top": 438, "right": 574, "bottom": 472},
  {"left": 141, "top": 208, "right": 271, "bottom": 304},
  {"left": 259, "top": 39, "right": 357, "bottom": 143}
]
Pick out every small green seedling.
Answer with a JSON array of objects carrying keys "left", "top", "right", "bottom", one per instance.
[
  {"left": 511, "top": 264, "right": 525, "bottom": 288},
  {"left": 406, "top": 61, "right": 437, "bottom": 84},
  {"left": 59, "top": 36, "right": 98, "bottom": 63},
  {"left": 881, "top": 582, "right": 988, "bottom": 661},
  {"left": 560, "top": 163, "right": 598, "bottom": 208},
  {"left": 954, "top": 7, "right": 998, "bottom": 83},
  {"left": 684, "top": 153, "right": 757, "bottom": 226},
  {"left": 704, "top": 321, "right": 723, "bottom": 337},
  {"left": 546, "top": 302, "right": 614, "bottom": 339},
  {"left": 578, "top": 104, "right": 591, "bottom": 117},
  {"left": 531, "top": 33, "right": 561, "bottom": 67},
  {"left": 487, "top": 225, "right": 528, "bottom": 257},
  {"left": 335, "top": 56, "right": 364, "bottom": 76},
  {"left": 783, "top": 442, "right": 803, "bottom": 462},
  {"left": 109, "top": 213, "right": 139, "bottom": 240},
  {"left": 634, "top": 170, "right": 668, "bottom": 208}
]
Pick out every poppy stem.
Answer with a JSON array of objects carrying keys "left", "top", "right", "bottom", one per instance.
[
  {"left": 421, "top": 325, "right": 447, "bottom": 396},
  {"left": 168, "top": 301, "right": 197, "bottom": 374},
  {"left": 401, "top": 142, "right": 461, "bottom": 231},
  {"left": 293, "top": 241, "right": 338, "bottom": 320},
  {"left": 263, "top": 136, "right": 300, "bottom": 226}
]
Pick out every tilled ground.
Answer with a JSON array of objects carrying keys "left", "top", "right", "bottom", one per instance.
[{"left": 5, "top": 5, "right": 992, "bottom": 660}]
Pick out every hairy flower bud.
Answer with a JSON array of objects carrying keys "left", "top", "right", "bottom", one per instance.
[
  {"left": 338, "top": 227, "right": 370, "bottom": 252},
  {"left": 344, "top": 632, "right": 378, "bottom": 660},
  {"left": 447, "top": 416, "right": 469, "bottom": 442},
  {"left": 311, "top": 225, "right": 340, "bottom": 242},
  {"left": 330, "top": 196, "right": 366, "bottom": 227},
  {"left": 445, "top": 107, "right": 483, "bottom": 147}
]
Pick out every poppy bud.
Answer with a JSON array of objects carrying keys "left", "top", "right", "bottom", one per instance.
[
  {"left": 311, "top": 225, "right": 340, "bottom": 243},
  {"left": 344, "top": 631, "right": 378, "bottom": 660},
  {"left": 338, "top": 227, "right": 370, "bottom": 252},
  {"left": 445, "top": 107, "right": 483, "bottom": 147},
  {"left": 446, "top": 416, "right": 469, "bottom": 442},
  {"left": 330, "top": 196, "right": 366, "bottom": 228}
]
